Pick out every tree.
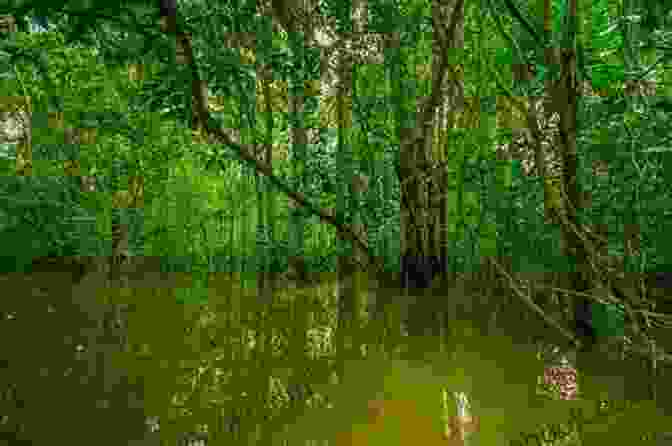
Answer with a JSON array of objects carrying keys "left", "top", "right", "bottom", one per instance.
[{"left": 2, "top": 0, "right": 671, "bottom": 443}]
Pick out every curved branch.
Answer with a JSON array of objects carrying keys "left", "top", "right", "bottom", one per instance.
[{"left": 171, "top": 23, "right": 384, "bottom": 275}]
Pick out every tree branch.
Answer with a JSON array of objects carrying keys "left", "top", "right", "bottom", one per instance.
[{"left": 171, "top": 22, "right": 384, "bottom": 275}]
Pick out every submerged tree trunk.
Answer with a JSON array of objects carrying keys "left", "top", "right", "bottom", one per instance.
[{"left": 398, "top": 0, "right": 464, "bottom": 338}]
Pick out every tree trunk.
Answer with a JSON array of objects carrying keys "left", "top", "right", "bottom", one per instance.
[{"left": 399, "top": 0, "right": 464, "bottom": 339}]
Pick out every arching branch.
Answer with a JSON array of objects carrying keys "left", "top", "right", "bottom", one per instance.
[{"left": 166, "top": 19, "right": 384, "bottom": 276}]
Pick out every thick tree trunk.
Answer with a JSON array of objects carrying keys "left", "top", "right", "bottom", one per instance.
[{"left": 399, "top": 0, "right": 464, "bottom": 338}]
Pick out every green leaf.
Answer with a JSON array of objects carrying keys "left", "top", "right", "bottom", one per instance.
[{"left": 495, "top": 47, "right": 513, "bottom": 65}]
